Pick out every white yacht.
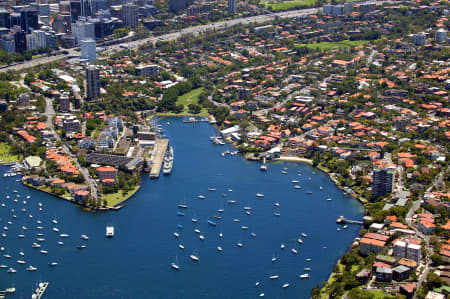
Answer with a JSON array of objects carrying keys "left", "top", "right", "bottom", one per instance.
[
  {"left": 59, "top": 234, "right": 69, "bottom": 238},
  {"left": 217, "top": 246, "right": 223, "bottom": 252},
  {"left": 300, "top": 273, "right": 310, "bottom": 279},
  {"left": 57, "top": 241, "right": 64, "bottom": 246},
  {"left": 190, "top": 255, "right": 199, "bottom": 262},
  {"left": 297, "top": 238, "right": 303, "bottom": 244},
  {"left": 199, "top": 235, "right": 205, "bottom": 240},
  {"left": 197, "top": 195, "right": 206, "bottom": 199},
  {"left": 52, "top": 227, "right": 59, "bottom": 232},
  {"left": 191, "top": 218, "right": 198, "bottom": 223},
  {"left": 40, "top": 250, "right": 48, "bottom": 254},
  {"left": 81, "top": 235, "right": 89, "bottom": 240},
  {"left": 256, "top": 193, "right": 264, "bottom": 198},
  {"left": 291, "top": 249, "right": 298, "bottom": 254},
  {"left": 194, "top": 229, "right": 200, "bottom": 234},
  {"left": 178, "top": 244, "right": 184, "bottom": 250},
  {"left": 302, "top": 233, "right": 308, "bottom": 238},
  {"left": 16, "top": 260, "right": 26, "bottom": 264},
  {"left": 171, "top": 263, "right": 180, "bottom": 270},
  {"left": 269, "top": 275, "right": 279, "bottom": 280},
  {"left": 106, "top": 226, "right": 114, "bottom": 237},
  {"left": 26, "top": 265, "right": 37, "bottom": 271},
  {"left": 173, "top": 232, "right": 180, "bottom": 238},
  {"left": 281, "top": 244, "right": 285, "bottom": 250},
  {"left": 7, "top": 268, "right": 16, "bottom": 273},
  {"left": 237, "top": 242, "right": 243, "bottom": 248},
  {"left": 32, "top": 243, "right": 40, "bottom": 248},
  {"left": 282, "top": 283, "right": 290, "bottom": 288},
  {"left": 306, "top": 258, "right": 312, "bottom": 262}
]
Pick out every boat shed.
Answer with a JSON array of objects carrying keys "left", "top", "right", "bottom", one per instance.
[{"left": 220, "top": 126, "right": 240, "bottom": 138}]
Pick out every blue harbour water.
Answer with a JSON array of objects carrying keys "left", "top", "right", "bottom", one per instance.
[{"left": 0, "top": 117, "right": 363, "bottom": 298}]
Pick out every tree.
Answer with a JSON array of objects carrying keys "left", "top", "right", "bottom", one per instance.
[
  {"left": 347, "top": 288, "right": 375, "bottom": 299},
  {"left": 188, "top": 103, "right": 201, "bottom": 114}
]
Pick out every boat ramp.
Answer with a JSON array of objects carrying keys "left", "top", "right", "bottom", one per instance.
[{"left": 149, "top": 139, "right": 169, "bottom": 179}]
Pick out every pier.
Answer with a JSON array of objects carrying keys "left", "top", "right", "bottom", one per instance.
[
  {"left": 31, "top": 282, "right": 49, "bottom": 299},
  {"left": 149, "top": 138, "right": 169, "bottom": 179},
  {"left": 336, "top": 216, "right": 363, "bottom": 225}
]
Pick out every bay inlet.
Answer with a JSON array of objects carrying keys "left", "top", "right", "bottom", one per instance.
[{"left": 0, "top": 117, "right": 363, "bottom": 298}]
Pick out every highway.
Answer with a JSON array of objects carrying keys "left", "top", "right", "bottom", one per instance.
[{"left": 0, "top": 0, "right": 387, "bottom": 73}]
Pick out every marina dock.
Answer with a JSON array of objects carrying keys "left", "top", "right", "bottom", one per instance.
[
  {"left": 336, "top": 216, "right": 363, "bottom": 225},
  {"left": 150, "top": 139, "right": 169, "bottom": 179}
]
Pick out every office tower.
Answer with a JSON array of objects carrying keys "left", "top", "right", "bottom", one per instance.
[
  {"left": 72, "top": 20, "right": 94, "bottom": 45},
  {"left": 81, "top": 39, "right": 96, "bottom": 62},
  {"left": 20, "top": 8, "right": 39, "bottom": 33},
  {"left": 169, "top": 0, "right": 186, "bottom": 13},
  {"left": 0, "top": 8, "right": 10, "bottom": 28},
  {"left": 228, "top": 0, "right": 235, "bottom": 14},
  {"left": 86, "top": 65, "right": 100, "bottom": 100},
  {"left": 122, "top": 3, "right": 138, "bottom": 28},
  {"left": 435, "top": 29, "right": 447, "bottom": 43},
  {"left": 14, "top": 29, "right": 26, "bottom": 52}
]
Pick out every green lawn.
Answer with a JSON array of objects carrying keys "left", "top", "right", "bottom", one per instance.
[
  {"left": 0, "top": 143, "right": 21, "bottom": 163},
  {"left": 159, "top": 87, "right": 209, "bottom": 116},
  {"left": 263, "top": 0, "right": 316, "bottom": 11},
  {"left": 102, "top": 185, "right": 140, "bottom": 207},
  {"left": 367, "top": 290, "right": 397, "bottom": 299},
  {"left": 296, "top": 40, "right": 373, "bottom": 50}
]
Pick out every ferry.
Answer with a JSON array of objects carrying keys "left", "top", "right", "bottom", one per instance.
[{"left": 106, "top": 226, "right": 114, "bottom": 237}]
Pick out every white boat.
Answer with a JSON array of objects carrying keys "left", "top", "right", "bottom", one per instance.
[
  {"left": 291, "top": 249, "right": 298, "bottom": 254},
  {"left": 7, "top": 268, "right": 16, "bottom": 273},
  {"left": 251, "top": 232, "right": 256, "bottom": 237},
  {"left": 48, "top": 262, "right": 58, "bottom": 266},
  {"left": 246, "top": 211, "right": 251, "bottom": 215},
  {"left": 194, "top": 229, "right": 200, "bottom": 234},
  {"left": 294, "top": 185, "right": 301, "bottom": 189},
  {"left": 217, "top": 209, "right": 224, "bottom": 213},
  {"left": 255, "top": 282, "right": 260, "bottom": 286},
  {"left": 302, "top": 233, "right": 307, "bottom": 238},
  {"left": 0, "top": 247, "right": 3, "bottom": 251},
  {"left": 274, "top": 202, "right": 280, "bottom": 207},
  {"left": 241, "top": 226, "right": 248, "bottom": 230},
  {"left": 243, "top": 206, "right": 252, "bottom": 210},
  {"left": 273, "top": 212, "right": 281, "bottom": 217},
  {"left": 37, "top": 238, "right": 45, "bottom": 242},
  {"left": 217, "top": 246, "right": 222, "bottom": 252},
  {"left": 304, "top": 267, "right": 311, "bottom": 271},
  {"left": 18, "top": 234, "right": 25, "bottom": 238},
  {"left": 190, "top": 255, "right": 199, "bottom": 262},
  {"left": 38, "top": 202, "right": 42, "bottom": 207},
  {"left": 0, "top": 264, "right": 7, "bottom": 268},
  {"left": 269, "top": 275, "right": 279, "bottom": 280},
  {"left": 57, "top": 241, "right": 64, "bottom": 245},
  {"left": 26, "top": 196, "right": 30, "bottom": 199},
  {"left": 281, "top": 244, "right": 285, "bottom": 250},
  {"left": 344, "top": 225, "right": 348, "bottom": 229},
  {"left": 228, "top": 189, "right": 232, "bottom": 192},
  {"left": 21, "top": 226, "right": 27, "bottom": 230},
  {"left": 26, "top": 265, "right": 37, "bottom": 271},
  {"left": 291, "top": 180, "right": 299, "bottom": 183},
  {"left": 52, "top": 219, "right": 57, "bottom": 224},
  {"left": 40, "top": 250, "right": 48, "bottom": 254},
  {"left": 178, "top": 244, "right": 184, "bottom": 250},
  {"left": 178, "top": 204, "right": 188, "bottom": 209},
  {"left": 281, "top": 170, "right": 287, "bottom": 174},
  {"left": 207, "top": 188, "right": 216, "bottom": 191},
  {"left": 256, "top": 193, "right": 264, "bottom": 198},
  {"left": 219, "top": 233, "right": 223, "bottom": 238},
  {"left": 52, "top": 227, "right": 59, "bottom": 232},
  {"left": 282, "top": 283, "right": 290, "bottom": 288},
  {"left": 191, "top": 218, "right": 198, "bottom": 223},
  {"left": 32, "top": 243, "right": 40, "bottom": 248},
  {"left": 272, "top": 257, "right": 277, "bottom": 262},
  {"left": 237, "top": 242, "right": 243, "bottom": 247},
  {"left": 297, "top": 238, "right": 303, "bottom": 244},
  {"left": 227, "top": 200, "right": 236, "bottom": 204},
  {"left": 16, "top": 260, "right": 26, "bottom": 264},
  {"left": 171, "top": 263, "right": 180, "bottom": 270},
  {"left": 59, "top": 234, "right": 69, "bottom": 238},
  {"left": 1, "top": 204, "right": 4, "bottom": 207},
  {"left": 199, "top": 235, "right": 205, "bottom": 240},
  {"left": 76, "top": 245, "right": 87, "bottom": 250},
  {"left": 259, "top": 293, "right": 265, "bottom": 297},
  {"left": 2, "top": 233, "right": 6, "bottom": 238},
  {"left": 300, "top": 273, "right": 310, "bottom": 279},
  {"left": 337, "top": 228, "right": 341, "bottom": 232},
  {"left": 37, "top": 226, "right": 43, "bottom": 230},
  {"left": 306, "top": 258, "right": 312, "bottom": 262},
  {"left": 197, "top": 195, "right": 206, "bottom": 199},
  {"left": 327, "top": 198, "right": 332, "bottom": 201},
  {"left": 233, "top": 218, "right": 240, "bottom": 222},
  {"left": 106, "top": 226, "right": 114, "bottom": 237},
  {"left": 173, "top": 232, "right": 180, "bottom": 238},
  {"left": 81, "top": 235, "right": 89, "bottom": 240},
  {"left": 3, "top": 254, "right": 11, "bottom": 258},
  {"left": 19, "top": 251, "right": 24, "bottom": 256}
]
